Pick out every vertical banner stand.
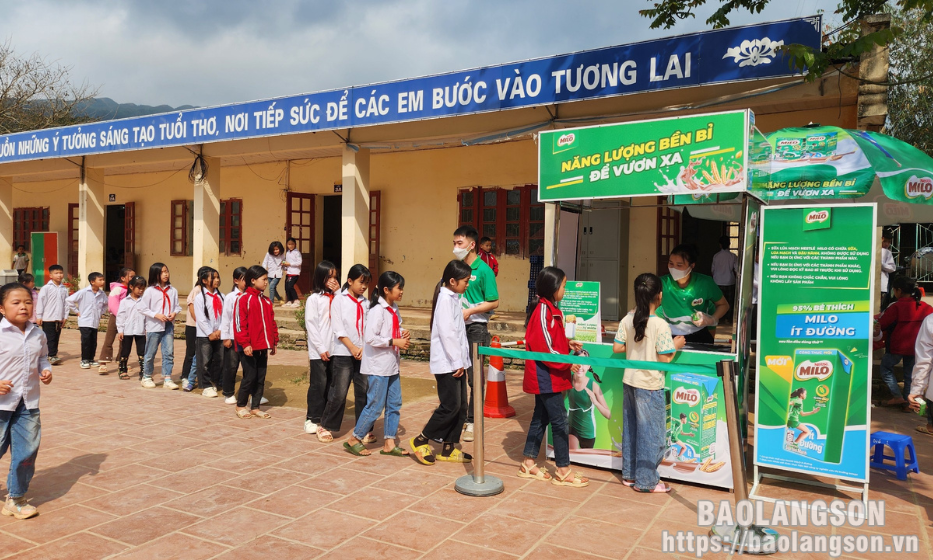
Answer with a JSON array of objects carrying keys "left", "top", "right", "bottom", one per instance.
[
  {"left": 710, "top": 360, "right": 779, "bottom": 554},
  {"left": 455, "top": 343, "right": 504, "bottom": 497}
]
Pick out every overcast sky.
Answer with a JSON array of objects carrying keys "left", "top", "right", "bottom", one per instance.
[{"left": 0, "top": 0, "right": 839, "bottom": 107}]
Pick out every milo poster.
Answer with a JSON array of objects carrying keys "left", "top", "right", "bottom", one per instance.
[
  {"left": 547, "top": 343, "right": 735, "bottom": 489},
  {"left": 559, "top": 281, "right": 601, "bottom": 343},
  {"left": 755, "top": 204, "right": 875, "bottom": 481}
]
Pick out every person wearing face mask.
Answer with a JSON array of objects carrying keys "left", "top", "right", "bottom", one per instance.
[
  {"left": 656, "top": 244, "right": 730, "bottom": 345},
  {"left": 452, "top": 225, "right": 499, "bottom": 443}
]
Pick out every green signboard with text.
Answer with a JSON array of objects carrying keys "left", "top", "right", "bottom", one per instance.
[
  {"left": 559, "top": 281, "right": 601, "bottom": 343},
  {"left": 755, "top": 204, "right": 875, "bottom": 482},
  {"left": 538, "top": 110, "right": 750, "bottom": 201}
]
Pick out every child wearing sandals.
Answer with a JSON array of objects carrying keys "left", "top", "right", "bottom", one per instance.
[
  {"left": 116, "top": 276, "right": 148, "bottom": 379},
  {"left": 519, "top": 267, "right": 589, "bottom": 488},
  {"left": 343, "top": 271, "right": 410, "bottom": 457},
  {"left": 411, "top": 260, "right": 473, "bottom": 465},
  {"left": 234, "top": 266, "right": 279, "bottom": 419},
  {"left": 613, "top": 273, "right": 685, "bottom": 493},
  {"left": 0, "top": 282, "right": 53, "bottom": 519}
]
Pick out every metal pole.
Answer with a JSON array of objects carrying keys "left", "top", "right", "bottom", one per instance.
[
  {"left": 455, "top": 342, "right": 504, "bottom": 497},
  {"left": 709, "top": 359, "right": 778, "bottom": 554}
]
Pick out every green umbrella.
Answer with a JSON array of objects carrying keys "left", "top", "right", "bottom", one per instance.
[{"left": 749, "top": 125, "right": 933, "bottom": 203}]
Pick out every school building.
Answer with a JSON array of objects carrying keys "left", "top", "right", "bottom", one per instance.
[{"left": 0, "top": 16, "right": 889, "bottom": 319}]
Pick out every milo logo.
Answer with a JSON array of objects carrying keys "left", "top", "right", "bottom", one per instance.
[
  {"left": 805, "top": 210, "right": 829, "bottom": 224},
  {"left": 673, "top": 388, "right": 700, "bottom": 406},
  {"left": 691, "top": 298, "right": 704, "bottom": 306},
  {"left": 795, "top": 360, "right": 834, "bottom": 381},
  {"left": 808, "top": 135, "right": 827, "bottom": 142},
  {"left": 777, "top": 139, "right": 801, "bottom": 148},
  {"left": 905, "top": 176, "right": 933, "bottom": 200},
  {"left": 557, "top": 133, "right": 576, "bottom": 147}
]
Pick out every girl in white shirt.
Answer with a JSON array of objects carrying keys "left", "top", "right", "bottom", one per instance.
[
  {"left": 220, "top": 267, "right": 247, "bottom": 403},
  {"left": 0, "top": 282, "right": 52, "bottom": 519},
  {"left": 282, "top": 237, "right": 303, "bottom": 307},
  {"left": 319, "top": 264, "right": 372, "bottom": 443},
  {"left": 304, "top": 261, "right": 340, "bottom": 440},
  {"left": 139, "top": 263, "right": 181, "bottom": 389},
  {"left": 262, "top": 242, "right": 285, "bottom": 304},
  {"left": 343, "top": 271, "right": 410, "bottom": 457},
  {"left": 411, "top": 260, "right": 473, "bottom": 465},
  {"left": 116, "top": 276, "right": 148, "bottom": 379},
  {"left": 193, "top": 268, "right": 224, "bottom": 398}
]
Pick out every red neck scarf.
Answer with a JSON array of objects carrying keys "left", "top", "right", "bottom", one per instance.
[
  {"left": 385, "top": 305, "right": 401, "bottom": 353},
  {"left": 347, "top": 293, "right": 364, "bottom": 337},
  {"left": 206, "top": 291, "right": 223, "bottom": 318},
  {"left": 156, "top": 285, "right": 171, "bottom": 314}
]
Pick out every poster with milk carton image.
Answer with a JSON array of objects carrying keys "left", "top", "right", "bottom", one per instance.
[{"left": 755, "top": 204, "right": 875, "bottom": 482}]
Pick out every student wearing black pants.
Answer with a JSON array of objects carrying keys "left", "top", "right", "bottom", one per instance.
[
  {"left": 222, "top": 346, "right": 240, "bottom": 399},
  {"left": 237, "top": 350, "right": 268, "bottom": 410},
  {"left": 79, "top": 327, "right": 98, "bottom": 363},
  {"left": 196, "top": 338, "right": 224, "bottom": 392},
  {"left": 119, "top": 335, "right": 146, "bottom": 378},
  {"left": 41, "top": 321, "right": 63, "bottom": 359}
]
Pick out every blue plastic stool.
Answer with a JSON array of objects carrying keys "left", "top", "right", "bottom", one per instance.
[{"left": 870, "top": 431, "right": 919, "bottom": 481}]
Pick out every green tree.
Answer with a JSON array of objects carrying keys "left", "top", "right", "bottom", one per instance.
[
  {"left": 0, "top": 42, "right": 98, "bottom": 134},
  {"left": 640, "top": 0, "right": 932, "bottom": 82},
  {"left": 887, "top": 8, "right": 933, "bottom": 156}
]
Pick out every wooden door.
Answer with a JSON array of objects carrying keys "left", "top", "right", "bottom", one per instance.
[
  {"left": 286, "top": 192, "right": 314, "bottom": 294},
  {"left": 657, "top": 199, "right": 681, "bottom": 277},
  {"left": 68, "top": 203, "right": 79, "bottom": 277},
  {"left": 123, "top": 202, "right": 136, "bottom": 271},
  {"left": 369, "top": 191, "right": 381, "bottom": 277}
]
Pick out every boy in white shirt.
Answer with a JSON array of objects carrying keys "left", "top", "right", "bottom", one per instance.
[
  {"left": 35, "top": 265, "right": 69, "bottom": 365},
  {"left": 65, "top": 272, "right": 109, "bottom": 370}
]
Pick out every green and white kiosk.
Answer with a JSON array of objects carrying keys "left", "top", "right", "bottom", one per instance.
[{"left": 531, "top": 108, "right": 933, "bottom": 498}]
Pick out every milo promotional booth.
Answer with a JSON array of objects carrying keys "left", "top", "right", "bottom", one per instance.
[{"left": 519, "top": 108, "right": 933, "bottom": 496}]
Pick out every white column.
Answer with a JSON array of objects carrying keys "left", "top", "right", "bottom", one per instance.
[
  {"left": 341, "top": 146, "right": 370, "bottom": 272},
  {"left": 78, "top": 166, "right": 105, "bottom": 286},
  {"left": 0, "top": 177, "right": 12, "bottom": 270},
  {"left": 544, "top": 202, "right": 558, "bottom": 267},
  {"left": 193, "top": 156, "right": 221, "bottom": 279}
]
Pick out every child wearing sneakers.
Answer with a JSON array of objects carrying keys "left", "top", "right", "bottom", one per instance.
[
  {"left": 0, "top": 282, "right": 53, "bottom": 520},
  {"left": 66, "top": 272, "right": 109, "bottom": 370},
  {"left": 35, "top": 265, "right": 68, "bottom": 365},
  {"left": 116, "top": 276, "right": 148, "bottom": 379},
  {"left": 139, "top": 263, "right": 181, "bottom": 389}
]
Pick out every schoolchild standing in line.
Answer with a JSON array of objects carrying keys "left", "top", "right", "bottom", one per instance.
[
  {"left": 411, "top": 260, "right": 473, "bottom": 465},
  {"left": 221, "top": 267, "right": 248, "bottom": 404},
  {"left": 304, "top": 261, "right": 340, "bottom": 439},
  {"left": 116, "top": 276, "right": 148, "bottom": 379},
  {"left": 98, "top": 267, "right": 135, "bottom": 372},
  {"left": 0, "top": 282, "right": 53, "bottom": 520},
  {"left": 318, "top": 264, "right": 373, "bottom": 442},
  {"left": 66, "top": 272, "right": 109, "bottom": 371},
  {"left": 343, "top": 271, "right": 410, "bottom": 457},
  {"left": 234, "top": 266, "right": 279, "bottom": 419},
  {"left": 35, "top": 265, "right": 69, "bottom": 365},
  {"left": 193, "top": 268, "right": 225, "bottom": 398},
  {"left": 139, "top": 263, "right": 181, "bottom": 389},
  {"left": 181, "top": 266, "right": 211, "bottom": 392}
]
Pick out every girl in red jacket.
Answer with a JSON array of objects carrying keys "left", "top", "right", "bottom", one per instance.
[
  {"left": 519, "top": 267, "right": 588, "bottom": 488},
  {"left": 234, "top": 265, "right": 279, "bottom": 419},
  {"left": 878, "top": 276, "right": 933, "bottom": 407}
]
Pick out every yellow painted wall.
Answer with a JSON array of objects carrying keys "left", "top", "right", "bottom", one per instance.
[{"left": 12, "top": 178, "right": 78, "bottom": 271}]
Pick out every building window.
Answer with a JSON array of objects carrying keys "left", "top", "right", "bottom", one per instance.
[
  {"left": 220, "top": 198, "right": 243, "bottom": 256},
  {"left": 170, "top": 200, "right": 193, "bottom": 257},
  {"left": 14, "top": 207, "right": 49, "bottom": 251},
  {"left": 456, "top": 185, "right": 542, "bottom": 258}
]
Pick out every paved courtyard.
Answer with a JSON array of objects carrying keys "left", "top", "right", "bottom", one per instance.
[{"left": 0, "top": 328, "right": 932, "bottom": 559}]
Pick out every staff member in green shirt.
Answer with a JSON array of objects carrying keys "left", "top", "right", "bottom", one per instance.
[
  {"left": 452, "top": 226, "right": 499, "bottom": 442},
  {"left": 657, "top": 244, "right": 730, "bottom": 344}
]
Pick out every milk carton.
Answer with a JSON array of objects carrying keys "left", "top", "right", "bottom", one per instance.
[
  {"left": 669, "top": 373, "right": 719, "bottom": 462},
  {"left": 783, "top": 348, "right": 853, "bottom": 463}
]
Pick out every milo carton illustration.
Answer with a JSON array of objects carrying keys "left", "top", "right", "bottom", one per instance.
[
  {"left": 783, "top": 349, "right": 853, "bottom": 463},
  {"left": 805, "top": 132, "right": 837, "bottom": 156},
  {"left": 668, "top": 373, "right": 719, "bottom": 462},
  {"left": 774, "top": 137, "right": 805, "bottom": 161}
]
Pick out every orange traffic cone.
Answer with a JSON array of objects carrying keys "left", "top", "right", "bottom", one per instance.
[{"left": 484, "top": 336, "right": 515, "bottom": 418}]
